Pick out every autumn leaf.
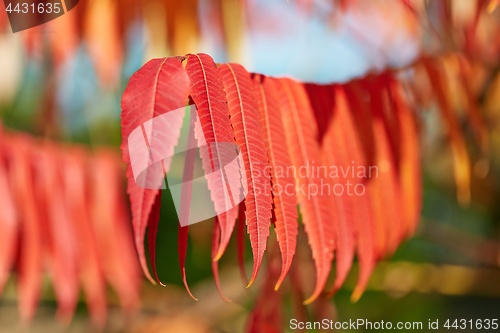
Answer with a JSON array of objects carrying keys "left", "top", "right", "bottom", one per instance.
[
  {"left": 121, "top": 57, "right": 190, "bottom": 284},
  {"left": 253, "top": 75, "right": 297, "bottom": 290},
  {"left": 422, "top": 58, "right": 471, "bottom": 205},
  {"left": 34, "top": 145, "right": 78, "bottom": 324},
  {"left": 61, "top": 149, "right": 108, "bottom": 327},
  {"left": 0, "top": 134, "right": 18, "bottom": 298},
  {"left": 274, "top": 78, "right": 334, "bottom": 304},
  {"left": 9, "top": 137, "right": 43, "bottom": 322},
  {"left": 185, "top": 53, "right": 241, "bottom": 262},
  {"left": 321, "top": 85, "right": 356, "bottom": 294},
  {"left": 327, "top": 87, "right": 376, "bottom": 301},
  {"left": 218, "top": 63, "right": 272, "bottom": 286}
]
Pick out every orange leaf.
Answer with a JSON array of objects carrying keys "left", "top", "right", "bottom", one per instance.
[
  {"left": 330, "top": 87, "right": 376, "bottom": 302},
  {"left": 422, "top": 58, "right": 471, "bottom": 205},
  {"left": 274, "top": 78, "right": 334, "bottom": 304},
  {"left": 321, "top": 85, "right": 356, "bottom": 294},
  {"left": 219, "top": 63, "right": 272, "bottom": 286},
  {"left": 390, "top": 80, "right": 422, "bottom": 237},
  {"left": 253, "top": 75, "right": 298, "bottom": 290}
]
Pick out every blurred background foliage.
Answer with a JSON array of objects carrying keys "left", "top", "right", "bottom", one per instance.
[{"left": 1, "top": 0, "right": 500, "bottom": 332}]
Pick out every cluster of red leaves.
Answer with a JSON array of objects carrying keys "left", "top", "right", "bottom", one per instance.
[
  {"left": 0, "top": 127, "right": 140, "bottom": 326},
  {"left": 121, "top": 53, "right": 434, "bottom": 305}
]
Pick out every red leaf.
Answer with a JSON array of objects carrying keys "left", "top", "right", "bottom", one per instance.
[
  {"left": 370, "top": 107, "right": 403, "bottom": 255},
  {"left": 390, "top": 80, "right": 422, "bottom": 237},
  {"left": 274, "top": 78, "right": 334, "bottom": 304},
  {"left": 89, "top": 151, "right": 140, "bottom": 313},
  {"left": 344, "top": 82, "right": 376, "bottom": 169},
  {"left": 214, "top": 206, "right": 239, "bottom": 261},
  {"left": 177, "top": 109, "right": 198, "bottom": 300},
  {"left": 237, "top": 201, "right": 248, "bottom": 285},
  {"left": 344, "top": 82, "right": 388, "bottom": 259},
  {"left": 364, "top": 78, "right": 404, "bottom": 253},
  {"left": 330, "top": 87, "right": 376, "bottom": 302},
  {"left": 178, "top": 225, "right": 198, "bottom": 300},
  {"left": 62, "top": 149, "right": 107, "bottom": 327},
  {"left": 9, "top": 137, "right": 43, "bottom": 322},
  {"left": 147, "top": 192, "right": 163, "bottom": 285},
  {"left": 121, "top": 57, "right": 190, "bottom": 284},
  {"left": 0, "top": 137, "right": 18, "bottom": 297},
  {"left": 211, "top": 217, "right": 231, "bottom": 303},
  {"left": 246, "top": 250, "right": 283, "bottom": 333},
  {"left": 253, "top": 75, "right": 298, "bottom": 290},
  {"left": 185, "top": 53, "right": 241, "bottom": 262},
  {"left": 305, "top": 83, "right": 335, "bottom": 143},
  {"left": 363, "top": 75, "right": 401, "bottom": 173},
  {"left": 218, "top": 63, "right": 272, "bottom": 286},
  {"left": 35, "top": 145, "right": 78, "bottom": 324},
  {"left": 321, "top": 86, "right": 356, "bottom": 293}
]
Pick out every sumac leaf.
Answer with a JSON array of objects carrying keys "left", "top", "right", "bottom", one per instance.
[
  {"left": 274, "top": 78, "right": 334, "bottom": 304},
  {"left": 253, "top": 75, "right": 297, "bottom": 290},
  {"left": 121, "top": 57, "right": 190, "bottom": 284},
  {"left": 219, "top": 63, "right": 272, "bottom": 286}
]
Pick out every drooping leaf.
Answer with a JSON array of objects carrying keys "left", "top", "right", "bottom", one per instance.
[
  {"left": 35, "top": 145, "right": 78, "bottom": 324},
  {"left": 321, "top": 85, "right": 356, "bottom": 294},
  {"left": 147, "top": 192, "right": 163, "bottom": 285},
  {"left": 388, "top": 80, "right": 423, "bottom": 237},
  {"left": 253, "top": 75, "right": 298, "bottom": 290},
  {"left": 344, "top": 81, "right": 376, "bottom": 169},
  {"left": 8, "top": 136, "right": 42, "bottom": 322},
  {"left": 89, "top": 151, "right": 140, "bottom": 313},
  {"left": 329, "top": 87, "right": 376, "bottom": 301},
  {"left": 422, "top": 58, "right": 471, "bottom": 205},
  {"left": 0, "top": 127, "right": 141, "bottom": 324},
  {"left": 0, "top": 135, "right": 18, "bottom": 297},
  {"left": 218, "top": 63, "right": 272, "bottom": 286},
  {"left": 363, "top": 74, "right": 402, "bottom": 173},
  {"left": 274, "top": 78, "right": 334, "bottom": 304},
  {"left": 370, "top": 105, "right": 404, "bottom": 255},
  {"left": 305, "top": 83, "right": 335, "bottom": 143},
  {"left": 214, "top": 205, "right": 239, "bottom": 261},
  {"left": 178, "top": 225, "right": 198, "bottom": 300},
  {"left": 246, "top": 250, "right": 283, "bottom": 333},
  {"left": 61, "top": 149, "right": 108, "bottom": 327},
  {"left": 237, "top": 201, "right": 248, "bottom": 285},
  {"left": 212, "top": 217, "right": 231, "bottom": 303},
  {"left": 364, "top": 77, "right": 404, "bottom": 253},
  {"left": 121, "top": 57, "right": 190, "bottom": 284},
  {"left": 185, "top": 53, "right": 241, "bottom": 263},
  {"left": 177, "top": 109, "right": 198, "bottom": 299}
]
